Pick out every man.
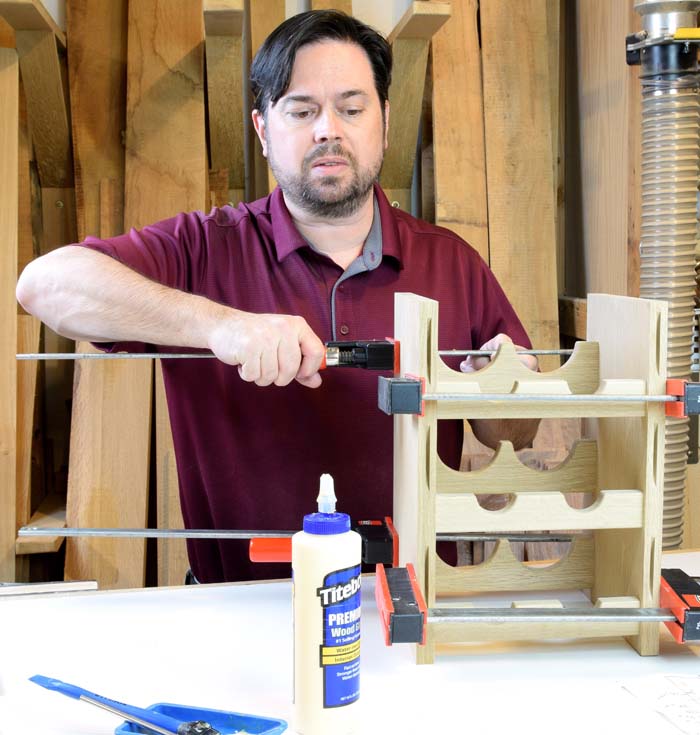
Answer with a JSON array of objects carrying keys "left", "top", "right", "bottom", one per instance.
[{"left": 16, "top": 11, "right": 538, "bottom": 583}]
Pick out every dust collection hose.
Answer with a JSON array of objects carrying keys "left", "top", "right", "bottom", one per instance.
[{"left": 634, "top": 0, "right": 700, "bottom": 547}]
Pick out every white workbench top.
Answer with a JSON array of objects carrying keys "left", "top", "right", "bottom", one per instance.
[{"left": 1, "top": 553, "right": 699, "bottom": 735}]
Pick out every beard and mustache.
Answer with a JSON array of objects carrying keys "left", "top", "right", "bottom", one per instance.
[{"left": 268, "top": 141, "right": 383, "bottom": 219}]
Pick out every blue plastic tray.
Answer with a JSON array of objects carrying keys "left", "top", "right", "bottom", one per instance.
[{"left": 114, "top": 702, "right": 287, "bottom": 735}]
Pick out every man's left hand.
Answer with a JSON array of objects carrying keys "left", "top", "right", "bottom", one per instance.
[{"left": 459, "top": 333, "right": 538, "bottom": 374}]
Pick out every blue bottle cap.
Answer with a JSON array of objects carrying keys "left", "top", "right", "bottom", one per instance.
[{"left": 303, "top": 512, "right": 351, "bottom": 535}]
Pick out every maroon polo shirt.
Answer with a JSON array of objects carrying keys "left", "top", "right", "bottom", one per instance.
[{"left": 79, "top": 185, "right": 530, "bottom": 583}]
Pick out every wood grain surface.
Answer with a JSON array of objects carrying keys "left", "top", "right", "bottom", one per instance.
[
  {"left": 480, "top": 0, "right": 560, "bottom": 371},
  {"left": 0, "top": 47, "right": 19, "bottom": 581}
]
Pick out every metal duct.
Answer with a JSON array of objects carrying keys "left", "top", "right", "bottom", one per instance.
[{"left": 634, "top": 0, "right": 700, "bottom": 547}]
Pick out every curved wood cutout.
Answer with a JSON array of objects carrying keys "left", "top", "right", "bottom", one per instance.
[
  {"left": 436, "top": 340, "right": 599, "bottom": 394},
  {"left": 437, "top": 439, "right": 597, "bottom": 494},
  {"left": 435, "top": 536, "right": 594, "bottom": 595},
  {"left": 435, "top": 489, "right": 643, "bottom": 533}
]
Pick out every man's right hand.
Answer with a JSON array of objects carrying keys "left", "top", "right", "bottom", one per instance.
[
  {"left": 207, "top": 312, "right": 326, "bottom": 388},
  {"left": 17, "top": 247, "right": 326, "bottom": 389}
]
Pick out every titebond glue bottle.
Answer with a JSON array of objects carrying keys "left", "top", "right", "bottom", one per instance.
[{"left": 292, "top": 473, "right": 362, "bottom": 735}]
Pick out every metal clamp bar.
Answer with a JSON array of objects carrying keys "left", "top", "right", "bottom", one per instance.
[
  {"left": 422, "top": 393, "right": 674, "bottom": 403},
  {"left": 17, "top": 348, "right": 573, "bottom": 361},
  {"left": 18, "top": 527, "right": 295, "bottom": 539},
  {"left": 426, "top": 607, "right": 675, "bottom": 624},
  {"left": 18, "top": 527, "right": 582, "bottom": 544},
  {"left": 16, "top": 352, "right": 215, "bottom": 360}
]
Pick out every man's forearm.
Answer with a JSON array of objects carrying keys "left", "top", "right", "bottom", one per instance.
[
  {"left": 16, "top": 246, "right": 227, "bottom": 347},
  {"left": 17, "top": 245, "right": 327, "bottom": 388}
]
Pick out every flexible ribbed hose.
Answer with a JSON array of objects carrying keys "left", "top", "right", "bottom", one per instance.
[{"left": 639, "top": 77, "right": 700, "bottom": 548}]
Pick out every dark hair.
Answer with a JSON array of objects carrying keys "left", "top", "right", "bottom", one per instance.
[{"left": 250, "top": 10, "right": 392, "bottom": 114}]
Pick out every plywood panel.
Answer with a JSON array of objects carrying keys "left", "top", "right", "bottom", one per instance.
[
  {"left": 0, "top": 47, "right": 19, "bottom": 581},
  {"left": 480, "top": 0, "right": 559, "bottom": 371},
  {"left": 431, "top": 0, "right": 488, "bottom": 260}
]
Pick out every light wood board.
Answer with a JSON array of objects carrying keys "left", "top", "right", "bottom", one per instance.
[
  {"left": 436, "top": 536, "right": 594, "bottom": 597},
  {"left": 64, "top": 341, "right": 152, "bottom": 587},
  {"left": 124, "top": 0, "right": 207, "bottom": 586},
  {"left": 565, "top": 1, "right": 641, "bottom": 298},
  {"left": 310, "top": 0, "right": 352, "bottom": 13},
  {"left": 205, "top": 0, "right": 244, "bottom": 201},
  {"left": 382, "top": 2, "right": 449, "bottom": 213},
  {"left": 684, "top": 459, "right": 700, "bottom": 550},
  {"left": 64, "top": 1, "right": 153, "bottom": 589},
  {"left": 549, "top": 0, "right": 566, "bottom": 296},
  {"left": 249, "top": 0, "right": 284, "bottom": 198},
  {"left": 480, "top": 1, "right": 559, "bottom": 372},
  {"left": 0, "top": 0, "right": 65, "bottom": 46},
  {"left": 39, "top": 188, "right": 75, "bottom": 494},
  {"left": 15, "top": 491, "right": 65, "bottom": 554},
  {"left": 0, "top": 14, "right": 15, "bottom": 46},
  {"left": 0, "top": 47, "right": 19, "bottom": 582},
  {"left": 430, "top": 0, "right": 488, "bottom": 259},
  {"left": 588, "top": 293, "right": 666, "bottom": 656},
  {"left": 438, "top": 439, "right": 597, "bottom": 495},
  {"left": 67, "top": 0, "right": 126, "bottom": 240},
  {"left": 17, "top": 77, "right": 33, "bottom": 282},
  {"left": 15, "top": 29, "right": 71, "bottom": 187},
  {"left": 15, "top": 314, "right": 40, "bottom": 532}
]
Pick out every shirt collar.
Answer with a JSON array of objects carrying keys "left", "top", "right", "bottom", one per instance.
[
  {"left": 372, "top": 184, "right": 403, "bottom": 268},
  {"left": 269, "top": 183, "right": 404, "bottom": 269},
  {"left": 269, "top": 187, "right": 309, "bottom": 262}
]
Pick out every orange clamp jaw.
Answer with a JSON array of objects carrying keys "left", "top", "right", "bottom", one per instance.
[
  {"left": 249, "top": 537, "right": 292, "bottom": 564},
  {"left": 666, "top": 379, "right": 688, "bottom": 418},
  {"left": 375, "top": 563, "right": 427, "bottom": 646},
  {"left": 660, "top": 568, "right": 700, "bottom": 644}
]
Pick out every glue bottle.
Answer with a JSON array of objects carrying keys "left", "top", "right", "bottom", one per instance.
[{"left": 292, "top": 473, "right": 362, "bottom": 735}]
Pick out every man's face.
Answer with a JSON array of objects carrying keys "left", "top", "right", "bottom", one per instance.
[{"left": 252, "top": 40, "right": 389, "bottom": 218}]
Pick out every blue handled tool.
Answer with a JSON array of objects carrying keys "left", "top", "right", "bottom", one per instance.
[
  {"left": 30, "top": 675, "right": 288, "bottom": 735},
  {"left": 30, "top": 675, "right": 217, "bottom": 735}
]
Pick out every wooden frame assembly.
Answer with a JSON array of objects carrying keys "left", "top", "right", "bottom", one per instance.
[{"left": 393, "top": 292, "right": 666, "bottom": 663}]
